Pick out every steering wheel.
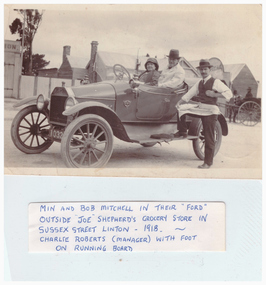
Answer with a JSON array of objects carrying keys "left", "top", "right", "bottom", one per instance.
[{"left": 113, "top": 64, "right": 131, "bottom": 80}]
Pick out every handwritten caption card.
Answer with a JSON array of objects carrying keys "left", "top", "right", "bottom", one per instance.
[{"left": 29, "top": 202, "right": 225, "bottom": 252}]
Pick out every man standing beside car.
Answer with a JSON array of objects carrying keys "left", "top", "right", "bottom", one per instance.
[{"left": 177, "top": 59, "right": 232, "bottom": 169}]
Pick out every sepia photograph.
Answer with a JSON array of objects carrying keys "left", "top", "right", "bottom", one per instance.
[
  {"left": 4, "top": 3, "right": 262, "bottom": 178},
  {"left": 3, "top": 2, "right": 264, "bottom": 282}
]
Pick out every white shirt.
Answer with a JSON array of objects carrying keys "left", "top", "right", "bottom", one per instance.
[
  {"left": 158, "top": 63, "right": 185, "bottom": 88},
  {"left": 180, "top": 75, "right": 233, "bottom": 115}
]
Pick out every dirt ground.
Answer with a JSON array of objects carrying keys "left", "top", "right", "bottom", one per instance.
[{"left": 4, "top": 98, "right": 262, "bottom": 179}]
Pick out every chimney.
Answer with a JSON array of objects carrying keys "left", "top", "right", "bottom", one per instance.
[
  {"left": 89, "top": 41, "right": 98, "bottom": 82},
  {"left": 90, "top": 41, "right": 98, "bottom": 62},
  {"left": 63, "top": 45, "right": 71, "bottom": 62}
]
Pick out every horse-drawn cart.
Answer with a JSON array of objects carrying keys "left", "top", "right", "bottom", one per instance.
[
  {"left": 224, "top": 97, "right": 261, "bottom": 126},
  {"left": 237, "top": 98, "right": 261, "bottom": 126}
]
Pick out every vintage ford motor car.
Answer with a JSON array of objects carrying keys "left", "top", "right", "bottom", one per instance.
[{"left": 11, "top": 64, "right": 228, "bottom": 168}]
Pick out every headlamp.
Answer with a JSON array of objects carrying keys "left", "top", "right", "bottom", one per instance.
[
  {"left": 36, "top": 94, "right": 45, "bottom": 111},
  {"left": 64, "top": 97, "right": 76, "bottom": 111}
]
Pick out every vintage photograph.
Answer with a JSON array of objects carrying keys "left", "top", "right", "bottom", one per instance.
[{"left": 4, "top": 4, "right": 262, "bottom": 178}]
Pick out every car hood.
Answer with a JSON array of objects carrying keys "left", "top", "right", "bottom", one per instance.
[{"left": 70, "top": 82, "right": 117, "bottom": 100}]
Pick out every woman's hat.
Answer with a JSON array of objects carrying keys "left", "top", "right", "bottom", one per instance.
[
  {"left": 197, "top": 59, "right": 213, "bottom": 69},
  {"left": 167, "top": 49, "right": 180, "bottom": 60},
  {"left": 145, "top": 58, "right": 159, "bottom": 70},
  {"left": 247, "top": 87, "right": 251, "bottom": 90}
]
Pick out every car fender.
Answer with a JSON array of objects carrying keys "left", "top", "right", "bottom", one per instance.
[
  {"left": 62, "top": 101, "right": 115, "bottom": 116},
  {"left": 13, "top": 96, "right": 37, "bottom": 108},
  {"left": 218, "top": 113, "right": 228, "bottom": 136},
  {"left": 63, "top": 101, "right": 133, "bottom": 143}
]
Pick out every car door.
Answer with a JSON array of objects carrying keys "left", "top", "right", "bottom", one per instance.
[{"left": 136, "top": 85, "right": 173, "bottom": 120}]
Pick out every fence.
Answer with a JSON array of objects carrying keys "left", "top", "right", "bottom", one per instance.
[{"left": 19, "top": 75, "right": 80, "bottom": 99}]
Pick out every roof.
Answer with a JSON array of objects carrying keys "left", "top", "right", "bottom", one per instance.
[
  {"left": 223, "top": 63, "right": 246, "bottom": 81},
  {"left": 97, "top": 51, "right": 173, "bottom": 71},
  {"left": 65, "top": 49, "right": 198, "bottom": 77},
  {"left": 66, "top": 55, "right": 88, "bottom": 69},
  {"left": 97, "top": 51, "right": 152, "bottom": 71},
  {"left": 96, "top": 51, "right": 199, "bottom": 76},
  {"left": 189, "top": 60, "right": 199, "bottom": 69}
]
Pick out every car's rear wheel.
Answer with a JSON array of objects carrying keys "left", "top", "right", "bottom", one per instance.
[
  {"left": 61, "top": 114, "right": 114, "bottom": 168},
  {"left": 189, "top": 118, "right": 222, "bottom": 160},
  {"left": 11, "top": 105, "right": 53, "bottom": 154}
]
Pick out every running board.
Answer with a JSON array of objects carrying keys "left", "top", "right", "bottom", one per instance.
[{"left": 136, "top": 135, "right": 199, "bottom": 144}]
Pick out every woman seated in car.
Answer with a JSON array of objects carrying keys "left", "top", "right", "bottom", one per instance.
[{"left": 137, "top": 58, "right": 161, "bottom": 86}]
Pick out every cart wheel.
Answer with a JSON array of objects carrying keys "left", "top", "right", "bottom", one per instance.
[
  {"left": 189, "top": 118, "right": 222, "bottom": 160},
  {"left": 61, "top": 114, "right": 114, "bottom": 168},
  {"left": 11, "top": 105, "right": 53, "bottom": 154},
  {"left": 140, "top": 142, "right": 157, "bottom": 147},
  {"left": 238, "top": 101, "right": 261, "bottom": 126}
]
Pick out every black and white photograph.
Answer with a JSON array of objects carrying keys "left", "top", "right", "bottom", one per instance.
[{"left": 4, "top": 3, "right": 262, "bottom": 179}]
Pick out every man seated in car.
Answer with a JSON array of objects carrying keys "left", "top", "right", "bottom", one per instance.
[
  {"left": 157, "top": 49, "right": 185, "bottom": 89},
  {"left": 137, "top": 58, "right": 161, "bottom": 86},
  {"left": 133, "top": 50, "right": 185, "bottom": 88},
  {"left": 149, "top": 49, "right": 186, "bottom": 140}
]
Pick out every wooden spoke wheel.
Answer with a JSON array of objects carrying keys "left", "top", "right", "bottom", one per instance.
[
  {"left": 61, "top": 114, "right": 114, "bottom": 168},
  {"left": 238, "top": 101, "right": 261, "bottom": 126},
  {"left": 11, "top": 105, "right": 53, "bottom": 154}
]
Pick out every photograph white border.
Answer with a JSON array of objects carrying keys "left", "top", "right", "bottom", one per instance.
[
  {"left": 4, "top": 176, "right": 262, "bottom": 281},
  {"left": 2, "top": 0, "right": 265, "bottom": 284}
]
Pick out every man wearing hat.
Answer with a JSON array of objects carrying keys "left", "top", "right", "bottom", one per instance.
[
  {"left": 149, "top": 49, "right": 186, "bottom": 140},
  {"left": 245, "top": 87, "right": 253, "bottom": 99},
  {"left": 157, "top": 49, "right": 185, "bottom": 89},
  {"left": 177, "top": 59, "right": 232, "bottom": 169}
]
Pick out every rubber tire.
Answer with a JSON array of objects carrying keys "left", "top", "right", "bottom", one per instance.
[
  {"left": 189, "top": 118, "right": 222, "bottom": 160},
  {"left": 140, "top": 142, "right": 157, "bottom": 147},
  {"left": 10, "top": 105, "right": 53, "bottom": 154},
  {"left": 61, "top": 114, "right": 114, "bottom": 168}
]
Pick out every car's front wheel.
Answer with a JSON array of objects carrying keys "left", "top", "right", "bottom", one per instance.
[{"left": 61, "top": 114, "right": 114, "bottom": 168}]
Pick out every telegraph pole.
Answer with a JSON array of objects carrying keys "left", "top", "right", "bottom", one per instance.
[
  {"left": 20, "top": 10, "right": 26, "bottom": 75},
  {"left": 19, "top": 10, "right": 26, "bottom": 99}
]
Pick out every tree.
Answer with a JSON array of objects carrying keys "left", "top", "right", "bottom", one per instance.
[
  {"left": 22, "top": 51, "right": 50, "bottom": 75},
  {"left": 9, "top": 9, "right": 44, "bottom": 75}
]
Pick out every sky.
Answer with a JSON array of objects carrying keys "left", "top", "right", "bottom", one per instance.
[{"left": 3, "top": 3, "right": 262, "bottom": 83}]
